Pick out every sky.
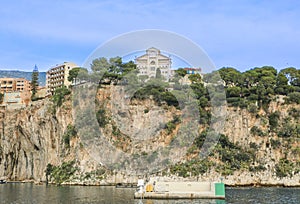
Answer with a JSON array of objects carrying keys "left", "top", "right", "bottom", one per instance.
[{"left": 0, "top": 0, "right": 299, "bottom": 72}]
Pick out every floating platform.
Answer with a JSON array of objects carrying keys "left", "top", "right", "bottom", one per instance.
[{"left": 134, "top": 181, "right": 225, "bottom": 199}]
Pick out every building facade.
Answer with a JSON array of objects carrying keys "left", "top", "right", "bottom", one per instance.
[
  {"left": 0, "top": 78, "right": 31, "bottom": 108},
  {"left": 0, "top": 78, "right": 31, "bottom": 93},
  {"left": 135, "top": 47, "right": 172, "bottom": 81},
  {"left": 2, "top": 91, "right": 31, "bottom": 108},
  {"left": 46, "top": 62, "right": 77, "bottom": 94}
]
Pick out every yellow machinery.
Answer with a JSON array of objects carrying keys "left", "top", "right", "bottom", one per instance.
[{"left": 146, "top": 184, "right": 154, "bottom": 192}]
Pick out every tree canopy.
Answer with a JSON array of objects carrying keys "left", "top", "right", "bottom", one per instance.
[
  {"left": 86, "top": 57, "right": 137, "bottom": 84},
  {"left": 217, "top": 66, "right": 300, "bottom": 108},
  {"left": 68, "top": 67, "right": 88, "bottom": 83},
  {"left": 87, "top": 56, "right": 300, "bottom": 109}
]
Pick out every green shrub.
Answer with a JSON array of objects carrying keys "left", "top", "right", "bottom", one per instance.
[
  {"left": 286, "top": 92, "right": 300, "bottom": 104},
  {"left": 52, "top": 85, "right": 71, "bottom": 107},
  {"left": 218, "top": 134, "right": 236, "bottom": 149},
  {"left": 269, "top": 111, "right": 280, "bottom": 131},
  {"left": 226, "top": 87, "right": 241, "bottom": 97},
  {"left": 164, "top": 116, "right": 181, "bottom": 135},
  {"left": 249, "top": 142, "right": 259, "bottom": 149},
  {"left": 165, "top": 121, "right": 176, "bottom": 134},
  {"left": 275, "top": 158, "right": 295, "bottom": 178},
  {"left": 198, "top": 96, "right": 209, "bottom": 108},
  {"left": 132, "top": 84, "right": 179, "bottom": 107},
  {"left": 215, "top": 163, "right": 234, "bottom": 176},
  {"left": 96, "top": 108, "right": 108, "bottom": 127},
  {"left": 48, "top": 160, "right": 78, "bottom": 185},
  {"left": 161, "top": 91, "right": 179, "bottom": 107},
  {"left": 247, "top": 94, "right": 259, "bottom": 101},
  {"left": 215, "top": 134, "right": 254, "bottom": 171},
  {"left": 248, "top": 103, "right": 258, "bottom": 114},
  {"left": 278, "top": 122, "right": 299, "bottom": 138},
  {"left": 0, "top": 93, "right": 4, "bottom": 103},
  {"left": 194, "top": 130, "right": 212, "bottom": 148},
  {"left": 250, "top": 126, "right": 265, "bottom": 136},
  {"left": 249, "top": 164, "right": 266, "bottom": 172},
  {"left": 169, "top": 159, "right": 213, "bottom": 177},
  {"left": 112, "top": 125, "right": 121, "bottom": 136},
  {"left": 292, "top": 147, "right": 300, "bottom": 155},
  {"left": 45, "top": 163, "right": 53, "bottom": 183},
  {"left": 270, "top": 138, "right": 281, "bottom": 149},
  {"left": 63, "top": 124, "right": 77, "bottom": 148},
  {"left": 288, "top": 108, "right": 300, "bottom": 119},
  {"left": 199, "top": 107, "right": 211, "bottom": 125},
  {"left": 238, "top": 99, "right": 248, "bottom": 108},
  {"left": 226, "top": 97, "right": 240, "bottom": 106},
  {"left": 83, "top": 168, "right": 107, "bottom": 180}
]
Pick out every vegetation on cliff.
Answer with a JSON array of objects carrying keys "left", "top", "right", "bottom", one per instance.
[
  {"left": 78, "top": 58, "right": 300, "bottom": 181},
  {"left": 46, "top": 161, "right": 78, "bottom": 185},
  {"left": 63, "top": 124, "right": 77, "bottom": 148},
  {"left": 217, "top": 66, "right": 300, "bottom": 108},
  {"left": 52, "top": 85, "right": 71, "bottom": 107},
  {"left": 167, "top": 66, "right": 300, "bottom": 180}
]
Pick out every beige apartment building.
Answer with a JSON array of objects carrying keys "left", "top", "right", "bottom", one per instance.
[
  {"left": 46, "top": 62, "right": 77, "bottom": 94},
  {"left": 135, "top": 47, "right": 172, "bottom": 81},
  {"left": 0, "top": 78, "right": 31, "bottom": 93}
]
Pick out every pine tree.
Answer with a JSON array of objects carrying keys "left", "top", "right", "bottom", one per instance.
[{"left": 31, "top": 65, "right": 39, "bottom": 99}]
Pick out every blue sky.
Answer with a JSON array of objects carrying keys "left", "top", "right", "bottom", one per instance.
[{"left": 0, "top": 0, "right": 299, "bottom": 72}]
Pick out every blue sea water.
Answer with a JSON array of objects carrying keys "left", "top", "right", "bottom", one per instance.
[{"left": 0, "top": 183, "right": 299, "bottom": 204}]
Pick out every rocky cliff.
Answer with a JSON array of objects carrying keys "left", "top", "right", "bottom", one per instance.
[{"left": 0, "top": 85, "right": 299, "bottom": 186}]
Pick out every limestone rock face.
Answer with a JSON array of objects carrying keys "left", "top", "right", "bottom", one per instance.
[
  {"left": 0, "top": 86, "right": 299, "bottom": 186},
  {"left": 0, "top": 98, "right": 78, "bottom": 181},
  {"left": 97, "top": 86, "right": 177, "bottom": 143}
]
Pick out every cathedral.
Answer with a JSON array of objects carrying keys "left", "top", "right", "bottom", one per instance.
[{"left": 135, "top": 47, "right": 172, "bottom": 81}]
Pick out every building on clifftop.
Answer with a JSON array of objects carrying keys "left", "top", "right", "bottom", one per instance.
[
  {"left": 135, "top": 47, "right": 172, "bottom": 81},
  {"left": 46, "top": 62, "right": 77, "bottom": 95}
]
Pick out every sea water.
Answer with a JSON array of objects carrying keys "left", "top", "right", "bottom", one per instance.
[{"left": 0, "top": 183, "right": 299, "bottom": 204}]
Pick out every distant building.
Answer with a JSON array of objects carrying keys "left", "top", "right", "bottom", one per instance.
[
  {"left": 0, "top": 78, "right": 31, "bottom": 93},
  {"left": 135, "top": 47, "right": 172, "bottom": 81},
  {"left": 184, "top": 68, "right": 201, "bottom": 75},
  {"left": 0, "top": 78, "right": 31, "bottom": 109},
  {"left": 46, "top": 62, "right": 77, "bottom": 94}
]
